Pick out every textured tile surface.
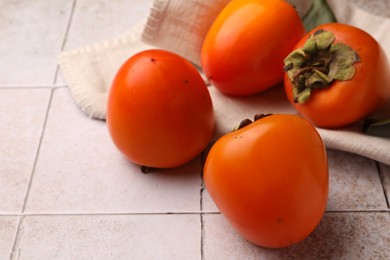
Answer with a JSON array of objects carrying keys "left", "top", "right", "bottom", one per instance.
[
  {"left": 327, "top": 150, "right": 387, "bottom": 211},
  {"left": 64, "top": 0, "right": 152, "bottom": 49},
  {"left": 203, "top": 213, "right": 390, "bottom": 259},
  {"left": 0, "top": 216, "right": 19, "bottom": 260},
  {"left": 0, "top": 88, "right": 51, "bottom": 213},
  {"left": 351, "top": 0, "right": 390, "bottom": 17},
  {"left": 25, "top": 88, "right": 202, "bottom": 214},
  {"left": 201, "top": 187, "right": 219, "bottom": 213},
  {"left": 56, "top": 0, "right": 152, "bottom": 85},
  {"left": 0, "top": 0, "right": 72, "bottom": 85},
  {"left": 12, "top": 214, "right": 200, "bottom": 260}
]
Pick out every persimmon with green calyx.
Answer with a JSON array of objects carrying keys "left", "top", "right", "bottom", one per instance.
[
  {"left": 107, "top": 49, "right": 215, "bottom": 170},
  {"left": 284, "top": 23, "right": 390, "bottom": 128},
  {"left": 203, "top": 114, "right": 328, "bottom": 248},
  {"left": 201, "top": 0, "right": 305, "bottom": 96}
]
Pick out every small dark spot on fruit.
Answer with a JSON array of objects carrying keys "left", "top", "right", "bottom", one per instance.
[
  {"left": 150, "top": 58, "right": 156, "bottom": 62},
  {"left": 184, "top": 79, "right": 189, "bottom": 84}
]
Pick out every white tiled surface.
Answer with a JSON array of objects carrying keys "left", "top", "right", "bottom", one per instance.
[
  {"left": 203, "top": 213, "right": 390, "bottom": 259},
  {"left": 1, "top": 0, "right": 390, "bottom": 259},
  {"left": 24, "top": 88, "right": 201, "bottom": 214},
  {"left": 0, "top": 0, "right": 72, "bottom": 85},
  {"left": 0, "top": 89, "right": 51, "bottom": 213},
  {"left": 11, "top": 215, "right": 201, "bottom": 259},
  {"left": 0, "top": 217, "right": 19, "bottom": 260}
]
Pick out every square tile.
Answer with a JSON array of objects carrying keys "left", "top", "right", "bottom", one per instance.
[
  {"left": 327, "top": 149, "right": 387, "bottom": 211},
  {"left": 0, "top": 216, "right": 19, "bottom": 260},
  {"left": 56, "top": 0, "right": 154, "bottom": 85},
  {"left": 25, "top": 88, "right": 202, "bottom": 214},
  {"left": 202, "top": 212, "right": 390, "bottom": 259},
  {"left": 12, "top": 214, "right": 200, "bottom": 259},
  {"left": 0, "top": 0, "right": 73, "bottom": 85},
  {"left": 64, "top": 0, "right": 153, "bottom": 50},
  {"left": 0, "top": 88, "right": 51, "bottom": 213}
]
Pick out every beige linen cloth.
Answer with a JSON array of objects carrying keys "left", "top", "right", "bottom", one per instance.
[{"left": 58, "top": 0, "right": 390, "bottom": 165}]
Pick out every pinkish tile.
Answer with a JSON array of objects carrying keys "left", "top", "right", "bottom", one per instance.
[
  {"left": 350, "top": 0, "right": 390, "bottom": 17},
  {"left": 201, "top": 187, "right": 219, "bottom": 213},
  {"left": 203, "top": 212, "right": 390, "bottom": 259},
  {"left": 12, "top": 214, "right": 200, "bottom": 259},
  {"left": 327, "top": 150, "right": 387, "bottom": 211},
  {"left": 56, "top": 0, "right": 153, "bottom": 85},
  {"left": 0, "top": 88, "right": 51, "bottom": 213},
  {"left": 0, "top": 0, "right": 72, "bottom": 85},
  {"left": 25, "top": 88, "right": 202, "bottom": 214},
  {"left": 64, "top": 0, "right": 152, "bottom": 50},
  {"left": 0, "top": 216, "right": 19, "bottom": 259}
]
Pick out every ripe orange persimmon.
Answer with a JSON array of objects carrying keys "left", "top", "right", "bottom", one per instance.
[
  {"left": 201, "top": 0, "right": 305, "bottom": 96},
  {"left": 107, "top": 49, "right": 215, "bottom": 169},
  {"left": 203, "top": 114, "right": 328, "bottom": 248},
  {"left": 284, "top": 23, "right": 390, "bottom": 128}
]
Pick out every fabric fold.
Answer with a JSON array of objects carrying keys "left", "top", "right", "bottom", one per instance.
[
  {"left": 142, "top": 0, "right": 231, "bottom": 66},
  {"left": 58, "top": 23, "right": 152, "bottom": 119}
]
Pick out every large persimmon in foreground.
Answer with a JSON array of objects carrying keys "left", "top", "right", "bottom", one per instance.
[{"left": 204, "top": 114, "right": 328, "bottom": 248}]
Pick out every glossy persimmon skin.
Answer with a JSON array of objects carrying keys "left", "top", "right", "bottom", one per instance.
[
  {"left": 284, "top": 23, "right": 390, "bottom": 128},
  {"left": 107, "top": 49, "right": 215, "bottom": 168},
  {"left": 201, "top": 0, "right": 305, "bottom": 96},
  {"left": 203, "top": 114, "right": 328, "bottom": 248}
]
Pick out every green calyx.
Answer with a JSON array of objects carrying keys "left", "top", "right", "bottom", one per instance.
[{"left": 283, "top": 29, "right": 360, "bottom": 104}]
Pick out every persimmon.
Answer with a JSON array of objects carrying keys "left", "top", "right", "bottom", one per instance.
[
  {"left": 203, "top": 114, "right": 328, "bottom": 248},
  {"left": 107, "top": 49, "right": 215, "bottom": 169},
  {"left": 201, "top": 0, "right": 305, "bottom": 96},
  {"left": 284, "top": 23, "right": 390, "bottom": 128}
]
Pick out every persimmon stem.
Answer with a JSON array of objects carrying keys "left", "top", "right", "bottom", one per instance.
[
  {"left": 234, "top": 114, "right": 272, "bottom": 131},
  {"left": 284, "top": 30, "right": 360, "bottom": 104}
]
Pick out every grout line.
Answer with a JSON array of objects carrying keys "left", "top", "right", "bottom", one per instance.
[
  {"left": 20, "top": 89, "right": 55, "bottom": 213},
  {"left": 2, "top": 209, "right": 389, "bottom": 218},
  {"left": 9, "top": 89, "right": 55, "bottom": 259},
  {"left": 325, "top": 209, "right": 390, "bottom": 213},
  {"left": 376, "top": 162, "right": 390, "bottom": 209},
  {"left": 2, "top": 212, "right": 221, "bottom": 218},
  {"left": 200, "top": 186, "right": 205, "bottom": 260},
  {"left": 200, "top": 156, "right": 205, "bottom": 213},
  {"left": 9, "top": 216, "right": 24, "bottom": 260},
  {"left": 0, "top": 85, "right": 67, "bottom": 89},
  {"left": 53, "top": 0, "right": 77, "bottom": 84},
  {"left": 200, "top": 214, "right": 205, "bottom": 260},
  {"left": 199, "top": 159, "right": 205, "bottom": 260}
]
